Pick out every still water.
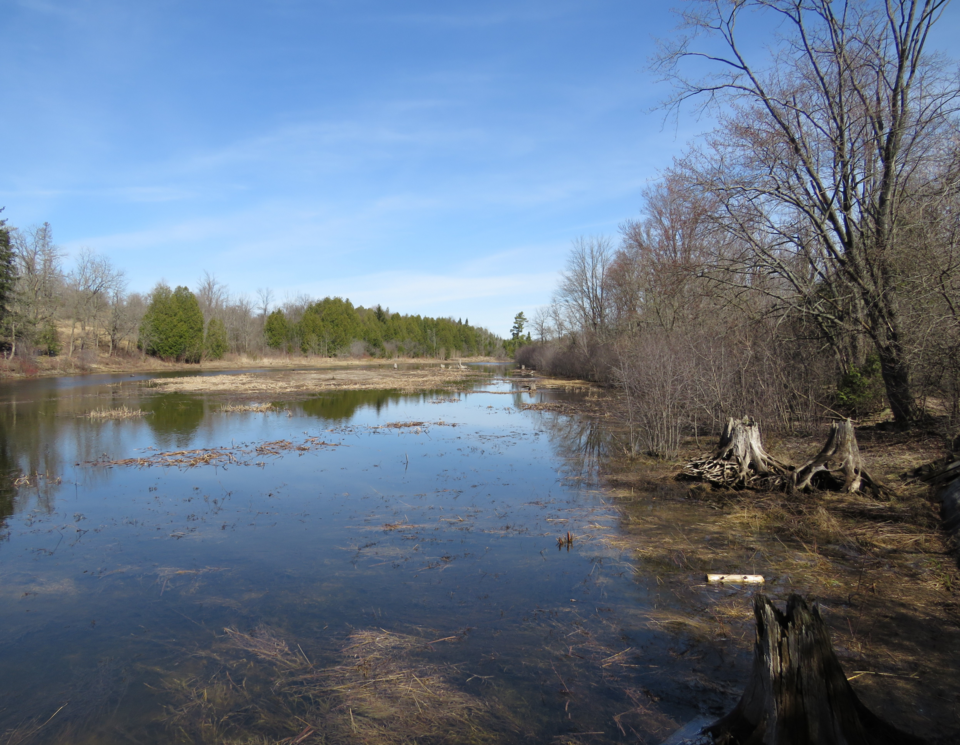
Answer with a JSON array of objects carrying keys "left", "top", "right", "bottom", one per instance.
[{"left": 0, "top": 367, "right": 740, "bottom": 744}]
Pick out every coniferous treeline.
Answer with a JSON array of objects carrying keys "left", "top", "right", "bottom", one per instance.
[
  {"left": 264, "top": 296, "right": 500, "bottom": 359},
  {"left": 0, "top": 217, "right": 503, "bottom": 363}
]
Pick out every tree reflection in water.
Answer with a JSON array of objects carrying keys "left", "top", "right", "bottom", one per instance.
[{"left": 531, "top": 407, "right": 609, "bottom": 484}]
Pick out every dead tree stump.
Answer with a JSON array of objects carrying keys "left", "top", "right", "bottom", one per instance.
[
  {"left": 792, "top": 420, "right": 883, "bottom": 496},
  {"left": 682, "top": 417, "right": 790, "bottom": 489},
  {"left": 707, "top": 595, "right": 926, "bottom": 745}
]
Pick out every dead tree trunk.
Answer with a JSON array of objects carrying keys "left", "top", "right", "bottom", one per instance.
[
  {"left": 683, "top": 417, "right": 790, "bottom": 489},
  {"left": 792, "top": 420, "right": 883, "bottom": 496},
  {"left": 707, "top": 595, "right": 926, "bottom": 745}
]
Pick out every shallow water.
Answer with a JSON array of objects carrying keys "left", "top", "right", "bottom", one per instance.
[{"left": 0, "top": 366, "right": 742, "bottom": 744}]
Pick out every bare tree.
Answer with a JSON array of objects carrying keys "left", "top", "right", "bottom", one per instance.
[
  {"left": 195, "top": 271, "right": 229, "bottom": 322},
  {"left": 64, "top": 249, "right": 124, "bottom": 356},
  {"left": 554, "top": 236, "right": 614, "bottom": 339},
  {"left": 658, "top": 0, "right": 959, "bottom": 425},
  {"left": 105, "top": 289, "right": 146, "bottom": 356},
  {"left": 8, "top": 223, "right": 63, "bottom": 355},
  {"left": 616, "top": 173, "right": 718, "bottom": 333},
  {"left": 531, "top": 306, "right": 554, "bottom": 342},
  {"left": 256, "top": 287, "right": 273, "bottom": 320}
]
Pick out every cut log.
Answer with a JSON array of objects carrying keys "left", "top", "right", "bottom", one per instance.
[
  {"left": 792, "top": 420, "right": 883, "bottom": 496},
  {"left": 707, "top": 594, "right": 926, "bottom": 745},
  {"left": 682, "top": 417, "right": 790, "bottom": 489}
]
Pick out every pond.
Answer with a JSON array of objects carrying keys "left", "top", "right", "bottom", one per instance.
[{"left": 0, "top": 366, "right": 743, "bottom": 744}]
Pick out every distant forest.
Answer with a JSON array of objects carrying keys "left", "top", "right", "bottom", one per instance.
[{"left": 0, "top": 219, "right": 503, "bottom": 363}]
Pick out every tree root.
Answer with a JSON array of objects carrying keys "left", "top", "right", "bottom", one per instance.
[{"left": 682, "top": 417, "right": 791, "bottom": 490}]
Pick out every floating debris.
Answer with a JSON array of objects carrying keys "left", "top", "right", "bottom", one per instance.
[
  {"left": 88, "top": 437, "right": 342, "bottom": 469},
  {"left": 13, "top": 472, "right": 62, "bottom": 487}
]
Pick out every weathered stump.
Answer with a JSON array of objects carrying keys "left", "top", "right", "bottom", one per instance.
[
  {"left": 792, "top": 420, "right": 883, "bottom": 496},
  {"left": 928, "top": 458, "right": 960, "bottom": 548},
  {"left": 706, "top": 595, "right": 926, "bottom": 745},
  {"left": 683, "top": 417, "right": 790, "bottom": 489}
]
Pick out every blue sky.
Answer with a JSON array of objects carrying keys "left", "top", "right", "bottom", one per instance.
[{"left": 2, "top": 1, "right": 958, "bottom": 336}]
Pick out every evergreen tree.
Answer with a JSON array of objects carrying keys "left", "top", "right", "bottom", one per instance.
[
  {"left": 0, "top": 217, "right": 15, "bottom": 343},
  {"left": 264, "top": 309, "right": 288, "bottom": 349},
  {"left": 511, "top": 312, "right": 527, "bottom": 340},
  {"left": 205, "top": 317, "right": 228, "bottom": 360},
  {"left": 139, "top": 284, "right": 204, "bottom": 362}
]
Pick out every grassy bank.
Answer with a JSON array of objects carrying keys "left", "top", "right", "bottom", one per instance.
[{"left": 589, "top": 416, "right": 960, "bottom": 742}]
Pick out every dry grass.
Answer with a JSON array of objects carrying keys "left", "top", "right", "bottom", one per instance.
[
  {"left": 594, "top": 424, "right": 960, "bottom": 742},
  {"left": 148, "top": 366, "right": 487, "bottom": 398},
  {"left": 218, "top": 403, "right": 275, "bottom": 413},
  {"left": 83, "top": 405, "right": 148, "bottom": 419}
]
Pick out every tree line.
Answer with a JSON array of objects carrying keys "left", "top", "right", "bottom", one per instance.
[
  {"left": 0, "top": 218, "right": 503, "bottom": 363},
  {"left": 520, "top": 0, "right": 960, "bottom": 452}
]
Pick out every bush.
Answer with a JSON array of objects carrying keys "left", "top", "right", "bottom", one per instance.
[
  {"left": 835, "top": 355, "right": 886, "bottom": 417},
  {"left": 35, "top": 322, "right": 61, "bottom": 356}
]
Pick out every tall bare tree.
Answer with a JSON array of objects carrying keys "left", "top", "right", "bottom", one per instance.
[
  {"left": 555, "top": 236, "right": 615, "bottom": 339},
  {"left": 659, "top": 0, "right": 959, "bottom": 425},
  {"left": 8, "top": 223, "right": 63, "bottom": 355}
]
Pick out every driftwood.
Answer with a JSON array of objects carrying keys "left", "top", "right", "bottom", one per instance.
[
  {"left": 792, "top": 419, "right": 882, "bottom": 496},
  {"left": 707, "top": 594, "right": 926, "bottom": 745},
  {"left": 683, "top": 417, "right": 791, "bottom": 489}
]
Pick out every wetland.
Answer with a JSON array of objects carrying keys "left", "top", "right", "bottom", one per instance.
[{"left": 1, "top": 364, "right": 958, "bottom": 744}]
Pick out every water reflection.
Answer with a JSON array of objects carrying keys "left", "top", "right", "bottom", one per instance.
[
  {"left": 529, "top": 406, "right": 609, "bottom": 483},
  {"left": 141, "top": 393, "right": 207, "bottom": 448},
  {"left": 299, "top": 389, "right": 435, "bottom": 421}
]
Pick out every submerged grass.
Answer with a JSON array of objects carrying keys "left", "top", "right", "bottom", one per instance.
[{"left": 162, "top": 626, "right": 523, "bottom": 745}]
